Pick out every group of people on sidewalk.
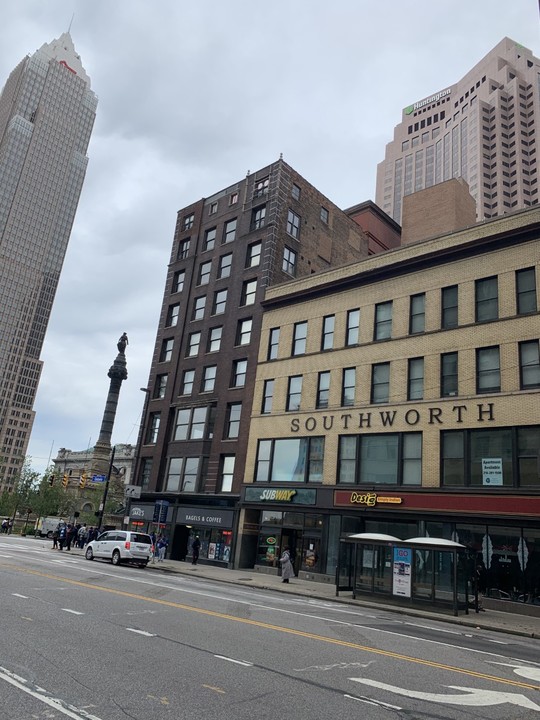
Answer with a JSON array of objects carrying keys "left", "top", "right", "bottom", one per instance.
[{"left": 51, "top": 522, "right": 98, "bottom": 551}]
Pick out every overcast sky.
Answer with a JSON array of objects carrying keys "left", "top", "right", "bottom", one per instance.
[{"left": 1, "top": 1, "right": 538, "bottom": 476}]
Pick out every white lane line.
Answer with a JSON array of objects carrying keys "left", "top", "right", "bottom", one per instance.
[
  {"left": 403, "top": 622, "right": 461, "bottom": 635},
  {"left": 214, "top": 655, "right": 253, "bottom": 667},
  {"left": 12, "top": 593, "right": 29, "bottom": 599},
  {"left": 0, "top": 666, "right": 103, "bottom": 719},
  {"left": 486, "top": 639, "right": 509, "bottom": 645},
  {"left": 62, "top": 609, "right": 84, "bottom": 615},
  {"left": 126, "top": 628, "right": 156, "bottom": 637},
  {"left": 344, "top": 693, "right": 402, "bottom": 710},
  {"left": 0, "top": 553, "right": 12, "bottom": 558}
]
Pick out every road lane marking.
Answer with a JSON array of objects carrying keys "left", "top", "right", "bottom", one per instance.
[
  {"left": 214, "top": 655, "right": 253, "bottom": 666},
  {"left": 62, "top": 609, "right": 84, "bottom": 615},
  {"left": 4, "top": 564, "right": 540, "bottom": 694},
  {"left": 126, "top": 628, "right": 156, "bottom": 637},
  {"left": 0, "top": 666, "right": 103, "bottom": 720},
  {"left": 202, "top": 684, "right": 226, "bottom": 694},
  {"left": 12, "top": 593, "right": 29, "bottom": 598},
  {"left": 344, "top": 693, "right": 402, "bottom": 710}
]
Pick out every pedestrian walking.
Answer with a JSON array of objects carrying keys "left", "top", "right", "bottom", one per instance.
[
  {"left": 280, "top": 546, "right": 295, "bottom": 584},
  {"left": 57, "top": 522, "right": 67, "bottom": 550},
  {"left": 191, "top": 535, "right": 201, "bottom": 565},
  {"left": 157, "top": 536, "right": 167, "bottom": 562},
  {"left": 78, "top": 524, "right": 87, "bottom": 548},
  {"left": 52, "top": 527, "right": 59, "bottom": 549}
]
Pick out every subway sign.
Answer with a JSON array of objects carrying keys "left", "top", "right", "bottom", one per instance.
[{"left": 244, "top": 487, "right": 316, "bottom": 505}]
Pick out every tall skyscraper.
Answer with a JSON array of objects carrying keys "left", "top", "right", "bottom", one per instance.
[
  {"left": 0, "top": 34, "right": 97, "bottom": 490},
  {"left": 376, "top": 38, "right": 539, "bottom": 223}
]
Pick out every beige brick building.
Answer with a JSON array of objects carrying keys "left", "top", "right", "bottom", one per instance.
[{"left": 237, "top": 206, "right": 540, "bottom": 607}]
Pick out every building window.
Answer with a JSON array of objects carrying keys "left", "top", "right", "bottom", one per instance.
[
  {"left": 316, "top": 371, "right": 330, "bottom": 409},
  {"left": 241, "top": 279, "right": 257, "bottom": 306},
  {"left": 182, "top": 213, "right": 194, "bottom": 231},
  {"left": 229, "top": 192, "right": 238, "bottom": 205},
  {"left": 516, "top": 267, "right": 537, "bottom": 314},
  {"left": 519, "top": 340, "right": 540, "bottom": 389},
  {"left": 181, "top": 369, "right": 195, "bottom": 395},
  {"left": 374, "top": 301, "right": 392, "bottom": 340},
  {"left": 346, "top": 309, "right": 360, "bottom": 346},
  {"left": 251, "top": 205, "right": 266, "bottom": 231},
  {"left": 212, "top": 289, "right": 228, "bottom": 315},
  {"left": 441, "top": 351, "right": 458, "bottom": 397},
  {"left": 217, "top": 253, "right": 232, "bottom": 279},
  {"left": 186, "top": 332, "right": 201, "bottom": 357},
  {"left": 282, "top": 246, "right": 297, "bottom": 276},
  {"left": 166, "top": 457, "right": 200, "bottom": 492},
  {"left": 209, "top": 201, "right": 218, "bottom": 215},
  {"left": 441, "top": 285, "right": 458, "bottom": 329},
  {"left": 154, "top": 374, "right": 168, "bottom": 399},
  {"left": 262, "top": 379, "right": 274, "bottom": 414},
  {"left": 255, "top": 437, "right": 324, "bottom": 483},
  {"left": 174, "top": 407, "right": 208, "bottom": 441},
  {"left": 220, "top": 455, "right": 235, "bottom": 492},
  {"left": 409, "top": 293, "right": 425, "bottom": 334},
  {"left": 146, "top": 413, "right": 160, "bottom": 443},
  {"left": 341, "top": 367, "right": 355, "bottom": 407},
  {"left": 197, "top": 261, "right": 212, "bottom": 285},
  {"left": 140, "top": 458, "right": 153, "bottom": 489},
  {"left": 475, "top": 276, "right": 498, "bottom": 322},
  {"left": 204, "top": 228, "right": 216, "bottom": 251},
  {"left": 407, "top": 357, "right": 424, "bottom": 400},
  {"left": 291, "top": 183, "right": 301, "bottom": 200},
  {"left": 225, "top": 403, "right": 242, "bottom": 439},
  {"left": 160, "top": 338, "right": 174, "bottom": 362},
  {"left": 166, "top": 304, "right": 180, "bottom": 327},
  {"left": 287, "top": 209, "right": 300, "bottom": 238},
  {"left": 371, "top": 362, "right": 390, "bottom": 403},
  {"left": 442, "top": 426, "right": 540, "bottom": 487},
  {"left": 254, "top": 177, "right": 269, "bottom": 198},
  {"left": 173, "top": 270, "right": 185, "bottom": 294},
  {"left": 321, "top": 315, "right": 335, "bottom": 351},
  {"left": 192, "top": 296, "right": 206, "bottom": 321},
  {"left": 286, "top": 375, "right": 303, "bottom": 411},
  {"left": 232, "top": 359, "right": 247, "bottom": 388},
  {"left": 202, "top": 365, "right": 217, "bottom": 392},
  {"left": 338, "top": 433, "right": 421, "bottom": 485},
  {"left": 236, "top": 318, "right": 252, "bottom": 346},
  {"left": 223, "top": 218, "right": 237, "bottom": 243},
  {"left": 207, "top": 326, "right": 223, "bottom": 352},
  {"left": 292, "top": 321, "right": 307, "bottom": 356},
  {"left": 246, "top": 241, "right": 262, "bottom": 268},
  {"left": 320, "top": 206, "right": 329, "bottom": 224},
  {"left": 267, "top": 327, "right": 280, "bottom": 359},
  {"left": 476, "top": 346, "right": 500, "bottom": 393},
  {"left": 178, "top": 239, "right": 190, "bottom": 259}
]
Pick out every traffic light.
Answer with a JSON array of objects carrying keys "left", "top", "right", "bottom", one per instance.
[
  {"left": 79, "top": 472, "right": 87, "bottom": 489},
  {"left": 62, "top": 473, "right": 69, "bottom": 488},
  {"left": 47, "top": 475, "right": 54, "bottom": 487}
]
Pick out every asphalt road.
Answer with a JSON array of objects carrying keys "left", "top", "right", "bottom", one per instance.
[{"left": 1, "top": 535, "right": 540, "bottom": 720}]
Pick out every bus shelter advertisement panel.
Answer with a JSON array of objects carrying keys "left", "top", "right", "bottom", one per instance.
[{"left": 393, "top": 547, "right": 412, "bottom": 597}]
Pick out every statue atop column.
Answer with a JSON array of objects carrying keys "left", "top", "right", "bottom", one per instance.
[{"left": 117, "top": 332, "right": 129, "bottom": 354}]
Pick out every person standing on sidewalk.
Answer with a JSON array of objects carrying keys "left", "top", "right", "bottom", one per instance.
[
  {"left": 280, "top": 546, "right": 295, "bottom": 584},
  {"left": 191, "top": 536, "right": 201, "bottom": 565}
]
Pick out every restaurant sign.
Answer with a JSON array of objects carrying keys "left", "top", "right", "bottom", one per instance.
[
  {"left": 245, "top": 487, "right": 317, "bottom": 505},
  {"left": 335, "top": 490, "right": 403, "bottom": 508}
]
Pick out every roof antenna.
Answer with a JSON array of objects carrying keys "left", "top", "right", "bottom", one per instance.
[{"left": 68, "top": 13, "right": 75, "bottom": 33}]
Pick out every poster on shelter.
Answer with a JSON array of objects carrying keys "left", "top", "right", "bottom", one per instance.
[{"left": 392, "top": 547, "right": 412, "bottom": 597}]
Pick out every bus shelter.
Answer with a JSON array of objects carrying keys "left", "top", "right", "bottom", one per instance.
[{"left": 336, "top": 533, "right": 470, "bottom": 616}]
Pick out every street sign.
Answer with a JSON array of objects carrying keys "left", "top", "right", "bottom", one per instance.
[
  {"left": 92, "top": 474, "right": 107, "bottom": 483},
  {"left": 153, "top": 500, "right": 169, "bottom": 523}
]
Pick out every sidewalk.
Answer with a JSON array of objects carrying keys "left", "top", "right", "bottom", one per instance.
[{"left": 142, "top": 555, "right": 540, "bottom": 639}]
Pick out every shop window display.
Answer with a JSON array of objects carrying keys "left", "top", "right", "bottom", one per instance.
[{"left": 186, "top": 528, "right": 232, "bottom": 564}]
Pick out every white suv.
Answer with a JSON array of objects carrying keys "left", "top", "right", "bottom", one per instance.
[{"left": 85, "top": 531, "right": 153, "bottom": 567}]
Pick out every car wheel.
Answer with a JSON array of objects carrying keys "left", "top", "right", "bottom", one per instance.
[
  {"left": 111, "top": 550, "right": 121, "bottom": 566},
  {"left": 85, "top": 547, "right": 94, "bottom": 561},
  {"left": 47, "top": 531, "right": 53, "bottom": 539}
]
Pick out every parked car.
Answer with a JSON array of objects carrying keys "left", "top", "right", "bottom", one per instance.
[{"left": 85, "top": 530, "right": 152, "bottom": 567}]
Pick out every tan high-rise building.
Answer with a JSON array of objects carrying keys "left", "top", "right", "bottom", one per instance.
[
  {"left": 0, "top": 34, "right": 97, "bottom": 490},
  {"left": 376, "top": 38, "right": 539, "bottom": 224}
]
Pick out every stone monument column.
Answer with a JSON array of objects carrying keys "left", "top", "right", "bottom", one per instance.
[{"left": 92, "top": 333, "right": 129, "bottom": 477}]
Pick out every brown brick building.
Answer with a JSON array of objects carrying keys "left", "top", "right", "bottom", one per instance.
[
  {"left": 131, "top": 158, "right": 388, "bottom": 564},
  {"left": 238, "top": 206, "right": 540, "bottom": 608}
]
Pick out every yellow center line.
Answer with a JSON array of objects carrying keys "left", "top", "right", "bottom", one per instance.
[{"left": 5, "top": 563, "right": 540, "bottom": 693}]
